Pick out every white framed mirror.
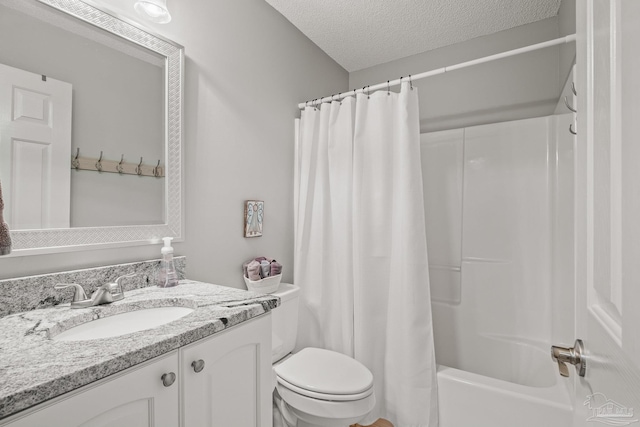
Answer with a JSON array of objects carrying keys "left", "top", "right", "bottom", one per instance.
[{"left": 0, "top": 0, "right": 183, "bottom": 255}]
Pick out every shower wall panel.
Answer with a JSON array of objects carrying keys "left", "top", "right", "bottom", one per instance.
[
  {"left": 463, "top": 117, "right": 552, "bottom": 342},
  {"left": 421, "top": 129, "right": 464, "bottom": 305}
]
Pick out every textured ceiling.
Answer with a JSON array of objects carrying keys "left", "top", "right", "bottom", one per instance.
[{"left": 264, "top": 0, "right": 562, "bottom": 72}]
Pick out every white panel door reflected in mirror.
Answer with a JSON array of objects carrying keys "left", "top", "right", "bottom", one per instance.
[{"left": 0, "top": 63, "right": 71, "bottom": 230}]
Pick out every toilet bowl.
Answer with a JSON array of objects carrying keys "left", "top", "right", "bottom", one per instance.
[{"left": 271, "top": 284, "right": 375, "bottom": 427}]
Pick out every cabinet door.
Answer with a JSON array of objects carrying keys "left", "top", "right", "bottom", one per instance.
[
  {"left": 181, "top": 315, "right": 272, "bottom": 427},
  {"left": 3, "top": 351, "right": 179, "bottom": 427}
]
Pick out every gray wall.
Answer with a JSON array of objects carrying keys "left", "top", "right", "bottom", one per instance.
[
  {"left": 349, "top": 17, "right": 569, "bottom": 133},
  {"left": 0, "top": 0, "right": 348, "bottom": 285}
]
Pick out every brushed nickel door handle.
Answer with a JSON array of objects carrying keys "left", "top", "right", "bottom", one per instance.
[{"left": 551, "top": 339, "right": 586, "bottom": 377}]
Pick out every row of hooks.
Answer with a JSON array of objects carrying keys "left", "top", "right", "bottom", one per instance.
[
  {"left": 71, "top": 148, "right": 164, "bottom": 178},
  {"left": 565, "top": 82, "right": 578, "bottom": 135},
  {"left": 306, "top": 75, "right": 415, "bottom": 110}
]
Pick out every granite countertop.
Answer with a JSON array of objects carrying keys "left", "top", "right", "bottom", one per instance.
[{"left": 0, "top": 280, "right": 279, "bottom": 420}]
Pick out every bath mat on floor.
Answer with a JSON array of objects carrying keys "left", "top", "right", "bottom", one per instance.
[{"left": 350, "top": 419, "right": 394, "bottom": 427}]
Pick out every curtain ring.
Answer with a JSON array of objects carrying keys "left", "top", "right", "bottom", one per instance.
[
  {"left": 564, "top": 96, "right": 577, "bottom": 113},
  {"left": 95, "top": 151, "right": 103, "bottom": 172},
  {"left": 387, "top": 80, "right": 390, "bottom": 95},
  {"left": 409, "top": 74, "right": 413, "bottom": 90}
]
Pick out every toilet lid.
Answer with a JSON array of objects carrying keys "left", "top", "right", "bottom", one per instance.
[{"left": 274, "top": 347, "right": 373, "bottom": 395}]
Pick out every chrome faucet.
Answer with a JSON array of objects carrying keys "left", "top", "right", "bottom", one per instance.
[{"left": 55, "top": 273, "right": 136, "bottom": 309}]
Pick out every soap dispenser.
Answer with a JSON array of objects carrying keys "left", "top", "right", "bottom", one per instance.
[{"left": 158, "top": 237, "right": 179, "bottom": 288}]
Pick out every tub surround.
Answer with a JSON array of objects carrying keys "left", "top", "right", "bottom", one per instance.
[
  {"left": 423, "top": 115, "right": 575, "bottom": 426},
  {"left": 0, "top": 280, "right": 279, "bottom": 419},
  {"left": 0, "top": 257, "right": 187, "bottom": 317}
]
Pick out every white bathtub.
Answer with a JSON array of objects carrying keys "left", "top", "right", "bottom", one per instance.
[{"left": 436, "top": 336, "right": 573, "bottom": 427}]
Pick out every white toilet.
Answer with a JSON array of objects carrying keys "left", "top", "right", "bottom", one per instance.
[{"left": 271, "top": 283, "right": 376, "bottom": 427}]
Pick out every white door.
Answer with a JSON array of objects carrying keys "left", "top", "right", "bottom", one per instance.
[
  {"left": 573, "top": 1, "right": 640, "bottom": 425},
  {"left": 0, "top": 62, "right": 72, "bottom": 229}
]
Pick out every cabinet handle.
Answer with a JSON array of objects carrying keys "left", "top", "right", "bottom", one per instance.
[
  {"left": 161, "top": 372, "right": 176, "bottom": 387},
  {"left": 191, "top": 359, "right": 205, "bottom": 373}
]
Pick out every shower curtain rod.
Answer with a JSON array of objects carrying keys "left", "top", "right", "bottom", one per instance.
[{"left": 298, "top": 34, "right": 577, "bottom": 109}]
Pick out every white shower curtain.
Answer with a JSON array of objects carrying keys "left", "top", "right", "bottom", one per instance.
[{"left": 294, "top": 82, "right": 438, "bottom": 427}]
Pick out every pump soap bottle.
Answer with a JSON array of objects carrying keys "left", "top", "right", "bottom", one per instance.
[{"left": 158, "top": 237, "right": 179, "bottom": 288}]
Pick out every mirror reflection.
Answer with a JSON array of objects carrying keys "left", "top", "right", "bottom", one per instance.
[{"left": 0, "top": 1, "right": 165, "bottom": 230}]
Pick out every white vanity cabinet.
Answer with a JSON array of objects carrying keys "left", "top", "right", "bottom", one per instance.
[
  {"left": 181, "top": 314, "right": 272, "bottom": 426},
  {"left": 1, "top": 314, "right": 272, "bottom": 427},
  {"left": 2, "top": 351, "right": 180, "bottom": 427}
]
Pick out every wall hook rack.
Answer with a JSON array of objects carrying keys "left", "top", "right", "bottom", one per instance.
[{"left": 70, "top": 150, "right": 164, "bottom": 178}]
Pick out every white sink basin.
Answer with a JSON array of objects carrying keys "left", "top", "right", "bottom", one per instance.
[{"left": 53, "top": 307, "right": 194, "bottom": 341}]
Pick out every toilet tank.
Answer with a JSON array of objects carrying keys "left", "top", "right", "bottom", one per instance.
[{"left": 271, "top": 283, "right": 299, "bottom": 363}]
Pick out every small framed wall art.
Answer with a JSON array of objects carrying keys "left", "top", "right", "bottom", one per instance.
[{"left": 244, "top": 200, "right": 264, "bottom": 237}]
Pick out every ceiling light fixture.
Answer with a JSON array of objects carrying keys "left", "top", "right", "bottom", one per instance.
[{"left": 134, "top": 0, "right": 172, "bottom": 24}]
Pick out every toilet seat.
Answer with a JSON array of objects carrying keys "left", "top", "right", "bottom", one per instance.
[
  {"left": 276, "top": 376, "right": 374, "bottom": 401},
  {"left": 274, "top": 347, "right": 374, "bottom": 396}
]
